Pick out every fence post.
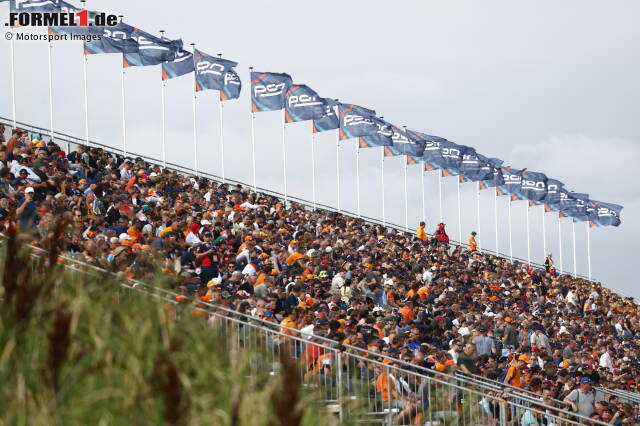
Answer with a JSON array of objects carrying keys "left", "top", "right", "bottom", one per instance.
[
  {"left": 336, "top": 350, "right": 343, "bottom": 422},
  {"left": 499, "top": 399, "right": 507, "bottom": 426}
]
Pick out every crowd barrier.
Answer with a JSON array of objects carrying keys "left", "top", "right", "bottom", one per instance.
[
  {"left": 2, "top": 237, "right": 619, "bottom": 426},
  {"left": 0, "top": 115, "right": 601, "bottom": 285}
]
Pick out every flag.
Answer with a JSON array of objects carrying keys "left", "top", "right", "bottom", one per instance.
[
  {"left": 389, "top": 126, "right": 425, "bottom": 158},
  {"left": 194, "top": 50, "right": 239, "bottom": 94},
  {"left": 84, "top": 22, "right": 138, "bottom": 55},
  {"left": 559, "top": 191, "right": 589, "bottom": 221},
  {"left": 338, "top": 104, "right": 377, "bottom": 141},
  {"left": 123, "top": 29, "right": 182, "bottom": 67},
  {"left": 49, "top": 1, "right": 104, "bottom": 37},
  {"left": 514, "top": 170, "right": 547, "bottom": 203},
  {"left": 284, "top": 85, "right": 326, "bottom": 123},
  {"left": 422, "top": 140, "right": 444, "bottom": 171},
  {"left": 543, "top": 178, "right": 564, "bottom": 212},
  {"left": 478, "top": 158, "right": 505, "bottom": 190},
  {"left": 435, "top": 141, "right": 465, "bottom": 176},
  {"left": 313, "top": 99, "right": 339, "bottom": 133},
  {"left": 162, "top": 49, "right": 194, "bottom": 80},
  {"left": 460, "top": 150, "right": 495, "bottom": 182},
  {"left": 588, "top": 201, "right": 623, "bottom": 227},
  {"left": 220, "top": 68, "right": 241, "bottom": 101},
  {"left": 251, "top": 71, "right": 292, "bottom": 112},
  {"left": 358, "top": 116, "right": 393, "bottom": 148},
  {"left": 10, "top": 0, "right": 59, "bottom": 12},
  {"left": 498, "top": 167, "right": 525, "bottom": 199}
]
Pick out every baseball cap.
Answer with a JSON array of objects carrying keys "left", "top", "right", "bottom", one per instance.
[
  {"left": 518, "top": 355, "right": 532, "bottom": 364},
  {"left": 580, "top": 377, "right": 594, "bottom": 385},
  {"left": 435, "top": 315, "right": 445, "bottom": 321},
  {"left": 24, "top": 187, "right": 34, "bottom": 193}
]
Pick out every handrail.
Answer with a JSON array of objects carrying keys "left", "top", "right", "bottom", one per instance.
[{"left": 0, "top": 115, "right": 606, "bottom": 285}]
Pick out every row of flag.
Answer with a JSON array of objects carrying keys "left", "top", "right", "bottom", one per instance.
[{"left": 6, "top": 0, "right": 623, "bottom": 227}]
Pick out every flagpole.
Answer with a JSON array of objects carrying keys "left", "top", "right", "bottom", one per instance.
[
  {"left": 438, "top": 170, "right": 443, "bottom": 224},
  {"left": 381, "top": 148, "right": 386, "bottom": 227},
  {"left": 356, "top": 142, "right": 361, "bottom": 217},
  {"left": 336, "top": 129, "right": 341, "bottom": 212},
  {"left": 81, "top": 0, "right": 89, "bottom": 145},
  {"left": 47, "top": 41, "right": 55, "bottom": 141},
  {"left": 542, "top": 206, "right": 547, "bottom": 262},
  {"left": 10, "top": 27, "right": 16, "bottom": 128},
  {"left": 159, "top": 30, "right": 166, "bottom": 169},
  {"left": 217, "top": 53, "right": 225, "bottom": 184},
  {"left": 508, "top": 196, "right": 513, "bottom": 262},
  {"left": 421, "top": 167, "right": 426, "bottom": 224},
  {"left": 586, "top": 222, "right": 592, "bottom": 280},
  {"left": 404, "top": 156, "right": 409, "bottom": 231},
  {"left": 119, "top": 16, "right": 127, "bottom": 157},
  {"left": 476, "top": 181, "right": 482, "bottom": 252},
  {"left": 282, "top": 108, "right": 287, "bottom": 206},
  {"left": 190, "top": 43, "right": 198, "bottom": 177},
  {"left": 457, "top": 176, "right": 462, "bottom": 246},
  {"left": 572, "top": 221, "right": 577, "bottom": 278},
  {"left": 494, "top": 188, "right": 499, "bottom": 255},
  {"left": 526, "top": 201, "right": 531, "bottom": 265},
  {"left": 249, "top": 66, "right": 256, "bottom": 192},
  {"left": 310, "top": 123, "right": 316, "bottom": 210},
  {"left": 558, "top": 216, "right": 564, "bottom": 274}
]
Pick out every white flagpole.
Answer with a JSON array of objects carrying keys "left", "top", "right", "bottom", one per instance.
[
  {"left": 494, "top": 189, "right": 499, "bottom": 255},
  {"left": 47, "top": 41, "right": 55, "bottom": 141},
  {"left": 119, "top": 16, "right": 127, "bottom": 157},
  {"left": 586, "top": 222, "right": 592, "bottom": 280},
  {"left": 572, "top": 221, "right": 577, "bottom": 278},
  {"left": 542, "top": 206, "right": 547, "bottom": 261},
  {"left": 336, "top": 130, "right": 341, "bottom": 212},
  {"left": 508, "top": 197, "right": 513, "bottom": 262},
  {"left": 404, "top": 156, "right": 409, "bottom": 231},
  {"left": 217, "top": 53, "right": 226, "bottom": 184},
  {"left": 310, "top": 123, "right": 316, "bottom": 210},
  {"left": 381, "top": 148, "right": 386, "bottom": 226},
  {"left": 249, "top": 66, "right": 256, "bottom": 192},
  {"left": 476, "top": 181, "right": 482, "bottom": 252},
  {"left": 81, "top": 0, "right": 89, "bottom": 145},
  {"left": 190, "top": 43, "right": 198, "bottom": 176},
  {"left": 558, "top": 216, "right": 564, "bottom": 273},
  {"left": 421, "top": 167, "right": 426, "bottom": 224},
  {"left": 10, "top": 27, "right": 16, "bottom": 128},
  {"left": 438, "top": 170, "right": 443, "bottom": 224},
  {"left": 282, "top": 108, "right": 287, "bottom": 205},
  {"left": 159, "top": 30, "right": 166, "bottom": 168},
  {"left": 526, "top": 201, "right": 531, "bottom": 265},
  {"left": 356, "top": 141, "right": 361, "bottom": 217},
  {"left": 457, "top": 177, "right": 462, "bottom": 245}
]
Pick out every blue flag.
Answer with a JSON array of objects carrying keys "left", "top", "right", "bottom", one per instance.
[
  {"left": 49, "top": 1, "right": 104, "bottom": 37},
  {"left": 84, "top": 22, "right": 137, "bottom": 55},
  {"left": 11, "top": 0, "right": 59, "bottom": 12},
  {"left": 194, "top": 50, "right": 239, "bottom": 94},
  {"left": 313, "top": 99, "right": 339, "bottom": 133},
  {"left": 162, "top": 49, "right": 194, "bottom": 80},
  {"left": 251, "top": 71, "right": 292, "bottom": 112},
  {"left": 559, "top": 191, "right": 589, "bottom": 220},
  {"left": 588, "top": 201, "right": 623, "bottom": 227},
  {"left": 124, "top": 29, "right": 182, "bottom": 67},
  {"left": 385, "top": 126, "right": 425, "bottom": 159},
  {"left": 543, "top": 178, "right": 565, "bottom": 212},
  {"left": 284, "top": 85, "right": 326, "bottom": 123},
  {"left": 220, "top": 68, "right": 241, "bottom": 101},
  {"left": 358, "top": 116, "right": 393, "bottom": 148},
  {"left": 514, "top": 170, "right": 547, "bottom": 203},
  {"left": 460, "top": 150, "right": 494, "bottom": 182},
  {"left": 338, "top": 104, "right": 377, "bottom": 141},
  {"left": 498, "top": 167, "right": 525, "bottom": 198}
]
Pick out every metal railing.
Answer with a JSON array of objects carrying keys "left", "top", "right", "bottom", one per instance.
[
  {"left": 2, "top": 237, "right": 617, "bottom": 426},
  {"left": 0, "top": 115, "right": 602, "bottom": 284}
]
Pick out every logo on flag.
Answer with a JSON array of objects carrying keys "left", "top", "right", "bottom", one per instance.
[
  {"left": 251, "top": 71, "right": 292, "bottom": 112},
  {"left": 284, "top": 85, "right": 326, "bottom": 123}
]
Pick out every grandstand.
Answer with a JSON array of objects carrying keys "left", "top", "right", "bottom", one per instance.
[{"left": 1, "top": 118, "right": 638, "bottom": 425}]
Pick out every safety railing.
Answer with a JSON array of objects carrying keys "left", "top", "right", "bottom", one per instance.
[
  {"left": 2, "top": 236, "right": 616, "bottom": 426},
  {"left": 0, "top": 115, "right": 602, "bottom": 284}
]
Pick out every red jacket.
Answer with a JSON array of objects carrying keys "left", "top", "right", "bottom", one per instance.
[{"left": 436, "top": 223, "right": 449, "bottom": 243}]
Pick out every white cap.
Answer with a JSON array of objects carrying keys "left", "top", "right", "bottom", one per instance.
[
  {"left": 200, "top": 219, "right": 212, "bottom": 226},
  {"left": 150, "top": 172, "right": 158, "bottom": 177},
  {"left": 110, "top": 237, "right": 119, "bottom": 244},
  {"left": 25, "top": 187, "right": 34, "bottom": 193},
  {"left": 118, "top": 233, "right": 130, "bottom": 241}
]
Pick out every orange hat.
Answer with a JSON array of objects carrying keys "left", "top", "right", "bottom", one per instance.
[
  {"left": 382, "top": 358, "right": 393, "bottom": 365},
  {"left": 505, "top": 317, "right": 512, "bottom": 323},
  {"left": 518, "top": 355, "right": 531, "bottom": 364}
]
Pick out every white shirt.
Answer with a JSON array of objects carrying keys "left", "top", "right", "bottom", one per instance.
[
  {"left": 599, "top": 352, "right": 614, "bottom": 371},
  {"left": 185, "top": 232, "right": 201, "bottom": 245}
]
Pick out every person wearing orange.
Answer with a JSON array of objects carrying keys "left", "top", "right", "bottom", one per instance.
[
  {"left": 398, "top": 301, "right": 414, "bottom": 324},
  {"left": 375, "top": 361, "right": 398, "bottom": 403},
  {"left": 504, "top": 354, "right": 530, "bottom": 388},
  {"left": 127, "top": 220, "right": 143, "bottom": 243},
  {"left": 416, "top": 221, "right": 427, "bottom": 242},
  {"left": 286, "top": 246, "right": 305, "bottom": 265},
  {"left": 468, "top": 231, "right": 477, "bottom": 251}
]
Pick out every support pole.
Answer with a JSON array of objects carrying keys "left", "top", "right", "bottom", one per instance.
[
  {"left": 218, "top": 53, "right": 226, "bottom": 183},
  {"left": 336, "top": 130, "right": 340, "bottom": 212},
  {"left": 356, "top": 142, "right": 361, "bottom": 217},
  {"left": 310, "top": 123, "right": 316, "bottom": 210},
  {"left": 508, "top": 197, "right": 513, "bottom": 262},
  {"left": 281, "top": 108, "right": 287, "bottom": 205},
  {"left": 381, "top": 148, "right": 385, "bottom": 227},
  {"left": 81, "top": 0, "right": 89, "bottom": 145},
  {"left": 586, "top": 222, "right": 592, "bottom": 281},
  {"left": 457, "top": 177, "right": 462, "bottom": 245},
  {"left": 404, "top": 156, "right": 409, "bottom": 231},
  {"left": 120, "top": 62, "right": 127, "bottom": 157},
  {"left": 494, "top": 189, "right": 499, "bottom": 255},
  {"left": 10, "top": 27, "right": 16, "bottom": 128},
  {"left": 526, "top": 201, "right": 531, "bottom": 265},
  {"left": 542, "top": 207, "right": 547, "bottom": 262},
  {"left": 47, "top": 41, "right": 55, "bottom": 141},
  {"left": 421, "top": 167, "right": 426, "bottom": 224},
  {"left": 160, "top": 30, "right": 167, "bottom": 168},
  {"left": 477, "top": 181, "right": 482, "bottom": 252},
  {"left": 572, "top": 221, "right": 577, "bottom": 278},
  {"left": 558, "top": 216, "right": 564, "bottom": 274},
  {"left": 438, "top": 170, "right": 443, "bottom": 224},
  {"left": 191, "top": 43, "right": 198, "bottom": 176},
  {"left": 249, "top": 67, "right": 257, "bottom": 192}
]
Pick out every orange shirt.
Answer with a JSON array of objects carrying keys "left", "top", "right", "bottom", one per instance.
[
  {"left": 376, "top": 372, "right": 396, "bottom": 402},
  {"left": 399, "top": 305, "right": 414, "bottom": 322},
  {"left": 417, "top": 286, "right": 429, "bottom": 300},
  {"left": 286, "top": 252, "right": 304, "bottom": 265},
  {"left": 416, "top": 225, "right": 427, "bottom": 241},
  {"left": 280, "top": 316, "right": 297, "bottom": 336},
  {"left": 469, "top": 236, "right": 477, "bottom": 251},
  {"left": 505, "top": 366, "right": 522, "bottom": 388},
  {"left": 127, "top": 226, "right": 143, "bottom": 242}
]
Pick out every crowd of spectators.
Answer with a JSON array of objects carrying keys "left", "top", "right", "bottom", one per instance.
[{"left": 1, "top": 125, "right": 639, "bottom": 424}]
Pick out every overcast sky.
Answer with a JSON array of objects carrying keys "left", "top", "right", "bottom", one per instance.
[{"left": 1, "top": 0, "right": 638, "bottom": 297}]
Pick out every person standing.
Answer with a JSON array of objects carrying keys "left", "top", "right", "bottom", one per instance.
[{"left": 468, "top": 231, "right": 477, "bottom": 251}]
